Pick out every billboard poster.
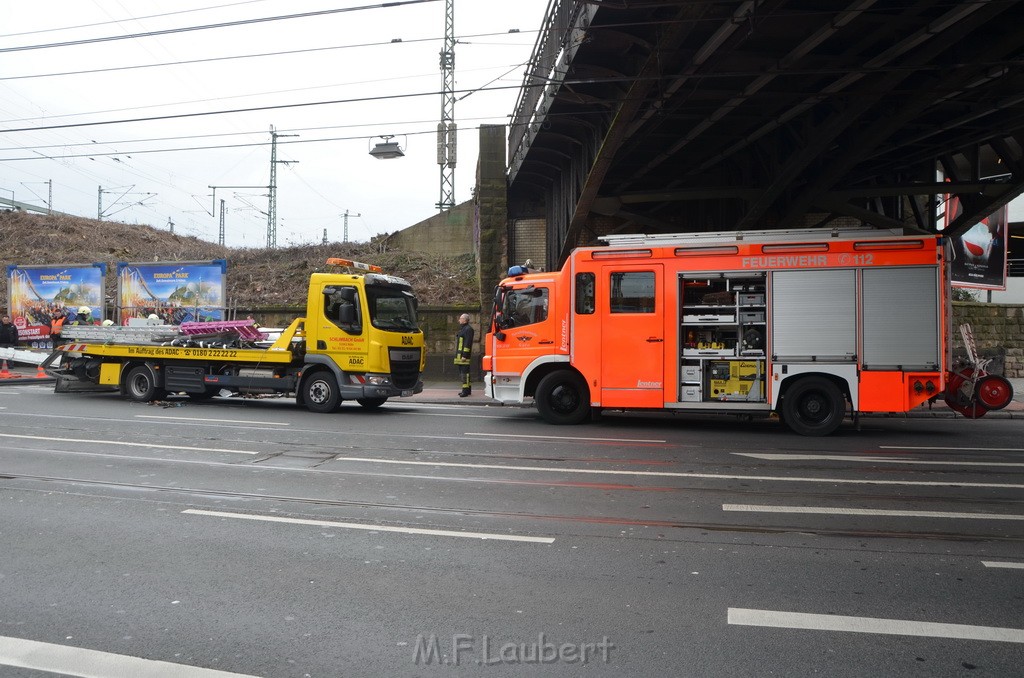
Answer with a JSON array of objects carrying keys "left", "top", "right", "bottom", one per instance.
[
  {"left": 117, "top": 260, "right": 227, "bottom": 324},
  {"left": 942, "top": 181, "right": 1009, "bottom": 290},
  {"left": 6, "top": 263, "right": 106, "bottom": 347}
]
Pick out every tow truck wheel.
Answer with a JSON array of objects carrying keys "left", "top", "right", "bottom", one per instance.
[
  {"left": 357, "top": 397, "right": 387, "bottom": 410},
  {"left": 124, "top": 365, "right": 166, "bottom": 402},
  {"left": 304, "top": 371, "right": 341, "bottom": 413},
  {"left": 536, "top": 371, "right": 590, "bottom": 425},
  {"left": 780, "top": 376, "right": 845, "bottom": 436}
]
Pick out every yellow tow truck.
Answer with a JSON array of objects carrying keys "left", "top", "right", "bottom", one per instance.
[{"left": 44, "top": 259, "right": 425, "bottom": 412}]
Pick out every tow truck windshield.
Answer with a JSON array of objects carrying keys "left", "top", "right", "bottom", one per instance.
[{"left": 368, "top": 287, "right": 419, "bottom": 332}]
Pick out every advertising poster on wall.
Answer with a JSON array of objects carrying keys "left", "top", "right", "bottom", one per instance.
[
  {"left": 6, "top": 263, "right": 106, "bottom": 347},
  {"left": 117, "top": 260, "right": 226, "bottom": 324},
  {"left": 943, "top": 193, "right": 1009, "bottom": 291}
]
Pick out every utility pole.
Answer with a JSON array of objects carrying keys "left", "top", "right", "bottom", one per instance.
[
  {"left": 21, "top": 180, "right": 52, "bottom": 214},
  {"left": 167, "top": 216, "right": 174, "bottom": 234},
  {"left": 436, "top": 0, "right": 456, "bottom": 211},
  {"left": 322, "top": 228, "right": 328, "bottom": 245},
  {"left": 209, "top": 185, "right": 264, "bottom": 246},
  {"left": 342, "top": 209, "right": 361, "bottom": 243},
  {"left": 98, "top": 185, "right": 155, "bottom": 220},
  {"left": 268, "top": 125, "right": 298, "bottom": 248},
  {"left": 219, "top": 199, "right": 226, "bottom": 246}
]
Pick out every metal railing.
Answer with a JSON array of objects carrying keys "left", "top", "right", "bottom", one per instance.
[{"left": 507, "top": 0, "right": 594, "bottom": 181}]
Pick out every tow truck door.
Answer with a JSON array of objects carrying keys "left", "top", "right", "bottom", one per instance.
[{"left": 599, "top": 264, "right": 664, "bottom": 408}]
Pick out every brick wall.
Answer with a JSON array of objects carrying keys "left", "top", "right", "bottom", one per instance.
[{"left": 952, "top": 302, "right": 1024, "bottom": 377}]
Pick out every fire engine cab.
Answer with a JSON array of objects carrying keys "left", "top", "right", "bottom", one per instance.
[{"left": 482, "top": 227, "right": 1012, "bottom": 435}]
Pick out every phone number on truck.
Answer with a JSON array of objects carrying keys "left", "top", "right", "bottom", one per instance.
[{"left": 125, "top": 347, "right": 239, "bottom": 358}]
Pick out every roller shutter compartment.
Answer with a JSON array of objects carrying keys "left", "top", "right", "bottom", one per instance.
[
  {"left": 772, "top": 270, "right": 856, "bottom": 362},
  {"left": 862, "top": 267, "right": 939, "bottom": 370}
]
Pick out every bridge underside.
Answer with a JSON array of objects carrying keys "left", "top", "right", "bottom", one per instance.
[{"left": 507, "top": 1, "right": 1024, "bottom": 269}]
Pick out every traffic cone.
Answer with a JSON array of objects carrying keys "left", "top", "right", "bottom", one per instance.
[
  {"left": 0, "top": 360, "right": 11, "bottom": 378},
  {"left": 35, "top": 364, "right": 48, "bottom": 379}
]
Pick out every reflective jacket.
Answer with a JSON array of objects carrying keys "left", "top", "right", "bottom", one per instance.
[{"left": 454, "top": 324, "right": 474, "bottom": 366}]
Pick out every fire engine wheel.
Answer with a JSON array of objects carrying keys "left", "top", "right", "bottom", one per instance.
[
  {"left": 303, "top": 372, "right": 341, "bottom": 413},
  {"left": 123, "top": 365, "right": 166, "bottom": 402},
  {"left": 357, "top": 397, "right": 388, "bottom": 410},
  {"left": 780, "top": 376, "right": 846, "bottom": 436},
  {"left": 976, "top": 374, "right": 1013, "bottom": 411},
  {"left": 536, "top": 371, "right": 591, "bottom": 425}
]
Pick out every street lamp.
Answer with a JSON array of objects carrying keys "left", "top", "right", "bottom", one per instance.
[{"left": 369, "top": 135, "right": 405, "bottom": 160}]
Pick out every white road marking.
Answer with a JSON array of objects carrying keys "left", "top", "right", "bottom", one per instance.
[
  {"left": 723, "top": 504, "right": 1024, "bottom": 520},
  {"left": 0, "top": 433, "right": 258, "bottom": 455},
  {"left": 183, "top": 508, "right": 555, "bottom": 544},
  {"left": 332, "top": 456, "right": 1024, "bottom": 488},
  {"left": 135, "top": 414, "right": 290, "bottom": 426},
  {"left": 0, "top": 634, "right": 261, "bottom": 677},
  {"left": 881, "top": 445, "right": 1024, "bottom": 452},
  {"left": 982, "top": 561, "right": 1024, "bottom": 570},
  {"left": 734, "top": 452, "right": 1024, "bottom": 467},
  {"left": 727, "top": 608, "right": 1024, "bottom": 643},
  {"left": 466, "top": 432, "right": 667, "bottom": 443}
]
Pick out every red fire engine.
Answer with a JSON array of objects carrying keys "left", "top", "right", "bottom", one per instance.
[{"left": 482, "top": 227, "right": 1012, "bottom": 435}]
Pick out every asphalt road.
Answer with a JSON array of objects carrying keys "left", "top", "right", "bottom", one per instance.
[{"left": 0, "top": 383, "right": 1021, "bottom": 677}]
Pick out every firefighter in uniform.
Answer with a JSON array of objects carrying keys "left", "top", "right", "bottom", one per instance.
[
  {"left": 70, "top": 306, "right": 96, "bottom": 326},
  {"left": 454, "top": 313, "right": 474, "bottom": 397}
]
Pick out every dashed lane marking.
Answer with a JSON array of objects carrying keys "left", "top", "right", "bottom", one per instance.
[
  {"left": 466, "top": 432, "right": 667, "bottom": 443},
  {"left": 135, "top": 414, "right": 290, "bottom": 426},
  {"left": 982, "top": 561, "right": 1024, "bottom": 569},
  {"left": 0, "top": 432, "right": 259, "bottom": 455},
  {"left": 183, "top": 508, "right": 555, "bottom": 544},
  {"left": 880, "top": 445, "right": 1024, "bottom": 452},
  {"left": 728, "top": 608, "right": 1024, "bottom": 643},
  {"left": 331, "top": 456, "right": 1024, "bottom": 489},
  {"left": 0, "top": 634, "right": 263, "bottom": 677},
  {"left": 723, "top": 504, "right": 1024, "bottom": 520},
  {"left": 733, "top": 452, "right": 1024, "bottom": 467}
]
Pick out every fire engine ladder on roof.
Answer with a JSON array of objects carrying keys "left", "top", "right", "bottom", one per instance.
[
  {"left": 598, "top": 226, "right": 906, "bottom": 248},
  {"left": 60, "top": 325, "right": 182, "bottom": 344}
]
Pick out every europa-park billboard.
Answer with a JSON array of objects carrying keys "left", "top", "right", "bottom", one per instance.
[
  {"left": 6, "top": 263, "right": 107, "bottom": 346},
  {"left": 117, "top": 260, "right": 227, "bottom": 323}
]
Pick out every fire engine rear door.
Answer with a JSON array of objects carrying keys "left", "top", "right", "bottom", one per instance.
[{"left": 599, "top": 264, "right": 664, "bottom": 408}]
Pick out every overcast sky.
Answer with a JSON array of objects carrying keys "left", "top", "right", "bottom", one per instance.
[{"left": 0, "top": 0, "right": 551, "bottom": 248}]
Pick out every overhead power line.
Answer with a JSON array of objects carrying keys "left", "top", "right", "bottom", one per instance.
[
  {"left": 0, "top": 0, "right": 271, "bottom": 39},
  {"left": 0, "top": 31, "right": 536, "bottom": 83},
  {"left": 0, "top": 127, "right": 439, "bottom": 162},
  {"left": 0, "top": 83, "right": 525, "bottom": 134},
  {"left": 0, "top": 0, "right": 441, "bottom": 53}
]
